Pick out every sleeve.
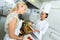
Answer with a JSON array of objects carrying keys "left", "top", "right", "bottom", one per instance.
[
  {"left": 40, "top": 23, "right": 49, "bottom": 34},
  {"left": 7, "top": 14, "right": 18, "bottom": 24}
]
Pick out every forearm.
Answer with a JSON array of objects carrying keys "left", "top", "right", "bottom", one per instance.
[{"left": 32, "top": 29, "right": 40, "bottom": 32}]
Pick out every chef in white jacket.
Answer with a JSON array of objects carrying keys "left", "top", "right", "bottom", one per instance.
[{"left": 33, "top": 3, "right": 52, "bottom": 40}]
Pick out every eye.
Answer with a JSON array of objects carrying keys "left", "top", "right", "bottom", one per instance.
[{"left": 21, "top": 6, "right": 23, "bottom": 7}]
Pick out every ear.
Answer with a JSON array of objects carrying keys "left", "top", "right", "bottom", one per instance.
[{"left": 45, "top": 15, "right": 48, "bottom": 18}]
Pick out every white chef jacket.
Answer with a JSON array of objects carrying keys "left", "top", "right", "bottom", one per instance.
[{"left": 33, "top": 19, "right": 49, "bottom": 40}]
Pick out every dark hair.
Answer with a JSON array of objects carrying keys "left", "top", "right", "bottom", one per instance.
[
  {"left": 18, "top": 14, "right": 24, "bottom": 20},
  {"left": 45, "top": 13, "right": 48, "bottom": 18}
]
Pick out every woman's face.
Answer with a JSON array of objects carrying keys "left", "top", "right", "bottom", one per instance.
[
  {"left": 40, "top": 12, "right": 46, "bottom": 19},
  {"left": 18, "top": 4, "right": 27, "bottom": 14}
]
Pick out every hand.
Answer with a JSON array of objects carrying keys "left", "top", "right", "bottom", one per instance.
[
  {"left": 19, "top": 36, "right": 24, "bottom": 40},
  {"left": 22, "top": 20, "right": 25, "bottom": 23},
  {"left": 28, "top": 22, "right": 33, "bottom": 26}
]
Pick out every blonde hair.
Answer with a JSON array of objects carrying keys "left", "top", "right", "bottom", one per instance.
[{"left": 10, "top": 2, "right": 27, "bottom": 13}]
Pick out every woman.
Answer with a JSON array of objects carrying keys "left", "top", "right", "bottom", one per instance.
[{"left": 4, "top": 2, "right": 27, "bottom": 40}]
